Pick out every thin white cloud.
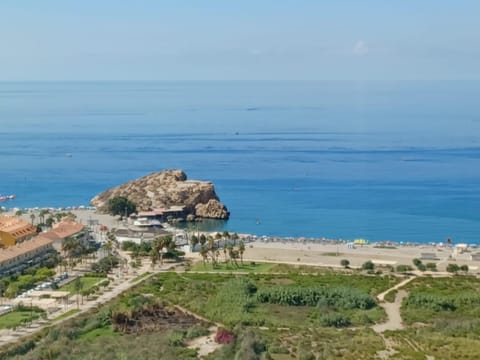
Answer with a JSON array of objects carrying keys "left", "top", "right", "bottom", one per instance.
[{"left": 353, "top": 40, "right": 368, "bottom": 56}]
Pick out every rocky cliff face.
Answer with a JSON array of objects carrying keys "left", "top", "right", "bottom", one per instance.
[{"left": 91, "top": 170, "right": 229, "bottom": 219}]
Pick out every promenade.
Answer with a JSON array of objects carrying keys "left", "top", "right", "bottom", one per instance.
[{"left": 0, "top": 252, "right": 177, "bottom": 348}]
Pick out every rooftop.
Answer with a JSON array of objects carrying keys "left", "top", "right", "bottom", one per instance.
[
  {"left": 0, "top": 216, "right": 37, "bottom": 239},
  {"left": 0, "top": 236, "right": 54, "bottom": 263},
  {"left": 51, "top": 219, "right": 84, "bottom": 239}
]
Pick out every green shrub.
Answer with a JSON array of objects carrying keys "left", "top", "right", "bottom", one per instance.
[
  {"left": 167, "top": 330, "right": 186, "bottom": 347},
  {"left": 446, "top": 263, "right": 460, "bottom": 273},
  {"left": 417, "top": 263, "right": 427, "bottom": 271},
  {"left": 402, "top": 292, "right": 480, "bottom": 311},
  {"left": 256, "top": 286, "right": 376, "bottom": 309},
  {"left": 185, "top": 325, "right": 210, "bottom": 339},
  {"left": 396, "top": 264, "right": 413, "bottom": 273},
  {"left": 361, "top": 261, "right": 374, "bottom": 271},
  {"left": 319, "top": 312, "right": 351, "bottom": 327}
]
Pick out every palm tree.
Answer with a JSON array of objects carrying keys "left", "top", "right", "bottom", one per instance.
[
  {"left": 208, "top": 237, "right": 217, "bottom": 266},
  {"left": 238, "top": 240, "right": 245, "bottom": 264},
  {"left": 232, "top": 233, "right": 239, "bottom": 246},
  {"left": 227, "top": 245, "right": 234, "bottom": 265},
  {"left": 199, "top": 245, "right": 209, "bottom": 267},
  {"left": 231, "top": 249, "right": 239, "bottom": 267},
  {"left": 151, "top": 236, "right": 174, "bottom": 268},
  {"left": 190, "top": 234, "right": 199, "bottom": 252},
  {"left": 73, "top": 278, "right": 83, "bottom": 309},
  {"left": 223, "top": 246, "right": 228, "bottom": 263},
  {"left": 45, "top": 216, "right": 55, "bottom": 228},
  {"left": 39, "top": 209, "right": 50, "bottom": 225},
  {"left": 30, "top": 213, "right": 35, "bottom": 225}
]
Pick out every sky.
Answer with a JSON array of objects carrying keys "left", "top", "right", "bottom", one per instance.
[{"left": 0, "top": 1, "right": 479, "bottom": 81}]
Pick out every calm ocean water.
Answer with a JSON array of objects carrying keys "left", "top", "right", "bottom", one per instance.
[{"left": 1, "top": 81, "right": 480, "bottom": 243}]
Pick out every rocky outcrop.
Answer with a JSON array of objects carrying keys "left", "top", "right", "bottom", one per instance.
[
  {"left": 91, "top": 169, "right": 229, "bottom": 219},
  {"left": 195, "top": 199, "right": 230, "bottom": 220}
]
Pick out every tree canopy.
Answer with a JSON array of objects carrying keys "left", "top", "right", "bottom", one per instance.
[{"left": 107, "top": 197, "right": 137, "bottom": 217}]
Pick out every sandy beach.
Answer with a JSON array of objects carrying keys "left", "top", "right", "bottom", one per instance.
[
  {"left": 240, "top": 240, "right": 479, "bottom": 272},
  {"left": 6, "top": 208, "right": 480, "bottom": 273}
]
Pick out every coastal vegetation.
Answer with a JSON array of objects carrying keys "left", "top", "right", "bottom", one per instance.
[
  {"left": 188, "top": 261, "right": 275, "bottom": 273},
  {"left": 371, "top": 276, "right": 480, "bottom": 359},
  {"left": 107, "top": 196, "right": 137, "bottom": 218},
  {"left": 1, "top": 269, "right": 395, "bottom": 359},
  {"left": 121, "top": 235, "right": 184, "bottom": 269},
  {"left": 4, "top": 266, "right": 480, "bottom": 359},
  {"left": 402, "top": 276, "right": 480, "bottom": 325}
]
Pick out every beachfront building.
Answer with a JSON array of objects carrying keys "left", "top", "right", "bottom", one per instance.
[
  {"left": 130, "top": 206, "right": 187, "bottom": 226},
  {"left": 41, "top": 218, "right": 86, "bottom": 252},
  {"left": 0, "top": 216, "right": 37, "bottom": 248},
  {"left": 114, "top": 227, "right": 170, "bottom": 244},
  {"left": 0, "top": 236, "right": 55, "bottom": 277},
  {"left": 132, "top": 209, "right": 164, "bottom": 227}
]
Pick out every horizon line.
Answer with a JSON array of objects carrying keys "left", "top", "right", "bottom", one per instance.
[{"left": 0, "top": 79, "right": 479, "bottom": 83}]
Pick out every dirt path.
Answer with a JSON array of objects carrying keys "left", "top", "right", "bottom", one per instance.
[
  {"left": 186, "top": 325, "right": 222, "bottom": 358},
  {"left": 376, "top": 276, "right": 415, "bottom": 302},
  {"left": 372, "top": 275, "right": 416, "bottom": 333},
  {"left": 372, "top": 276, "right": 437, "bottom": 359},
  {"left": 173, "top": 305, "right": 224, "bottom": 358},
  {"left": 372, "top": 290, "right": 408, "bottom": 333}
]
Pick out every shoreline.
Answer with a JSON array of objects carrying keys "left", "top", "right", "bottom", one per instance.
[
  {"left": 2, "top": 205, "right": 478, "bottom": 248},
  {"left": 4, "top": 206, "right": 480, "bottom": 272}
]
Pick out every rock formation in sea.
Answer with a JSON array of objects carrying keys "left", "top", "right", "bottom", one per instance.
[{"left": 90, "top": 169, "right": 229, "bottom": 220}]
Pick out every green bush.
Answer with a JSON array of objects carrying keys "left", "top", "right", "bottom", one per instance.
[
  {"left": 256, "top": 286, "right": 376, "bottom": 309},
  {"left": 185, "top": 325, "right": 210, "bottom": 339},
  {"left": 167, "top": 330, "right": 186, "bottom": 347},
  {"left": 319, "top": 312, "right": 351, "bottom": 327},
  {"left": 396, "top": 264, "right": 413, "bottom": 273},
  {"left": 0, "top": 340, "right": 36, "bottom": 360},
  {"left": 417, "top": 263, "right": 426, "bottom": 271},
  {"left": 403, "top": 292, "right": 480, "bottom": 312},
  {"left": 446, "top": 263, "right": 460, "bottom": 273},
  {"left": 361, "top": 261, "right": 374, "bottom": 271}
]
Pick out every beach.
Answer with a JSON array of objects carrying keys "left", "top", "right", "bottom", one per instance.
[
  {"left": 240, "top": 241, "right": 479, "bottom": 272},
  {"left": 6, "top": 207, "right": 479, "bottom": 273}
]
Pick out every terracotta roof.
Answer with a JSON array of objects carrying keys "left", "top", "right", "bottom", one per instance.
[
  {"left": 36, "top": 231, "right": 62, "bottom": 242},
  {"left": 0, "top": 216, "right": 37, "bottom": 239},
  {"left": 0, "top": 236, "right": 54, "bottom": 263},
  {"left": 52, "top": 219, "right": 84, "bottom": 239}
]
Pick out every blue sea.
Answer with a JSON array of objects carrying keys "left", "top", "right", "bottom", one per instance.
[{"left": 1, "top": 81, "right": 480, "bottom": 244}]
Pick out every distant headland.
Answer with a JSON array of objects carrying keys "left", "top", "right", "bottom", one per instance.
[{"left": 90, "top": 169, "right": 230, "bottom": 221}]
